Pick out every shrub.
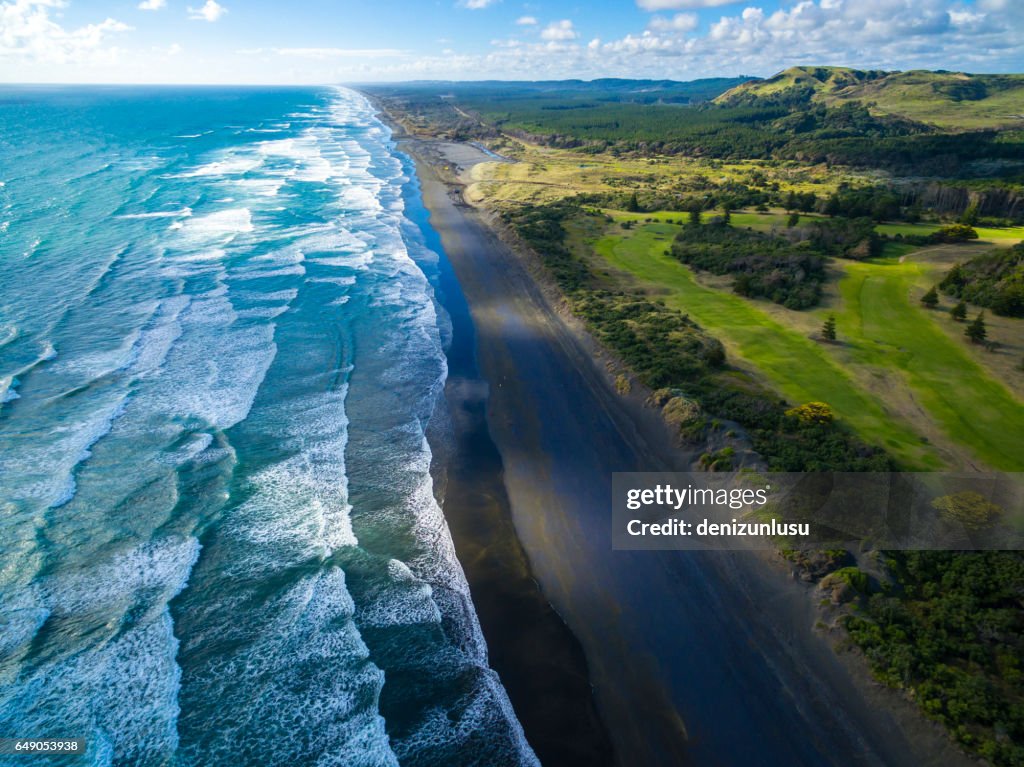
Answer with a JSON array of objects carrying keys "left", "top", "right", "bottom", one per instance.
[
  {"left": 931, "top": 491, "right": 1003, "bottom": 531},
  {"left": 785, "top": 401, "right": 835, "bottom": 426},
  {"left": 931, "top": 223, "right": 979, "bottom": 243}
]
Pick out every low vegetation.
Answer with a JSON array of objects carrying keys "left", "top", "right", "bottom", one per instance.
[
  {"left": 503, "top": 199, "right": 1022, "bottom": 765},
  {"left": 670, "top": 221, "right": 827, "bottom": 309},
  {"left": 372, "top": 71, "right": 1024, "bottom": 764},
  {"left": 844, "top": 551, "right": 1024, "bottom": 766},
  {"left": 941, "top": 243, "right": 1024, "bottom": 317},
  {"left": 503, "top": 200, "right": 892, "bottom": 473}
]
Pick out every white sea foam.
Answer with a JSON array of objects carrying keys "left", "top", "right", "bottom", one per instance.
[
  {"left": 51, "top": 326, "right": 143, "bottom": 378},
  {"left": 307, "top": 275, "right": 357, "bottom": 287},
  {"left": 146, "top": 294, "right": 277, "bottom": 431},
  {"left": 233, "top": 177, "right": 285, "bottom": 197},
  {"left": 179, "top": 207, "right": 253, "bottom": 237},
  {"left": 133, "top": 295, "right": 189, "bottom": 378},
  {"left": 0, "top": 537, "right": 201, "bottom": 766},
  {"left": 180, "top": 155, "right": 263, "bottom": 177},
  {"left": 118, "top": 207, "right": 193, "bottom": 220},
  {"left": 0, "top": 84, "right": 535, "bottom": 767},
  {"left": 307, "top": 252, "right": 374, "bottom": 268}
]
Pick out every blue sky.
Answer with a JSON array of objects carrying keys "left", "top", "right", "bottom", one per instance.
[{"left": 2, "top": 0, "right": 1022, "bottom": 83}]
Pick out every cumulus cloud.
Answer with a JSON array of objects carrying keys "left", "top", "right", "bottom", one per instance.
[
  {"left": 187, "top": 0, "right": 226, "bottom": 21},
  {"left": 516, "top": 15, "right": 537, "bottom": 25},
  {"left": 637, "top": 0, "right": 736, "bottom": 9},
  {"left": 648, "top": 12, "right": 698, "bottom": 32},
  {"left": 541, "top": 19, "right": 577, "bottom": 41},
  {"left": 0, "top": 0, "right": 132, "bottom": 63},
  {"left": 460, "top": 0, "right": 498, "bottom": 8},
  {"left": 138, "top": 0, "right": 166, "bottom": 9},
  {"left": 391, "top": 0, "right": 1023, "bottom": 83}
]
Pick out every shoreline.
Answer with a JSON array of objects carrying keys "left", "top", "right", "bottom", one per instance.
[
  {"left": 398, "top": 136, "right": 616, "bottom": 764},
  {"left": 382, "top": 105, "right": 977, "bottom": 765}
]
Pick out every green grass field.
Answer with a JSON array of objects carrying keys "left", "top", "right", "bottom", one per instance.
[
  {"left": 876, "top": 222, "right": 1024, "bottom": 241},
  {"left": 590, "top": 223, "right": 943, "bottom": 468},
  {"left": 588, "top": 219, "right": 1024, "bottom": 470},
  {"left": 832, "top": 257, "right": 1024, "bottom": 469}
]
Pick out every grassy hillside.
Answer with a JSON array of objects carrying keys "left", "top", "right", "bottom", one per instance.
[{"left": 716, "top": 66, "right": 1024, "bottom": 129}]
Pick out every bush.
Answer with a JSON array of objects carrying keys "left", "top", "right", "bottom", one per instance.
[
  {"left": 932, "top": 491, "right": 1003, "bottom": 531},
  {"left": 931, "top": 223, "right": 979, "bottom": 243},
  {"left": 785, "top": 401, "right": 835, "bottom": 426}
]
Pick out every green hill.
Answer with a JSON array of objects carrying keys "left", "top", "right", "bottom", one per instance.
[{"left": 716, "top": 66, "right": 1024, "bottom": 129}]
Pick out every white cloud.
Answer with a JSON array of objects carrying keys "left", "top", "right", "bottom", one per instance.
[
  {"left": 648, "top": 12, "right": 698, "bottom": 32},
  {"left": 601, "top": 30, "right": 679, "bottom": 55},
  {"left": 541, "top": 19, "right": 577, "bottom": 41},
  {"left": 138, "top": 0, "right": 166, "bottom": 10},
  {"left": 0, "top": 0, "right": 132, "bottom": 64},
  {"left": 516, "top": 15, "right": 537, "bottom": 25},
  {"left": 637, "top": 0, "right": 736, "bottom": 10},
  {"left": 2, "top": 0, "right": 1022, "bottom": 85},
  {"left": 187, "top": 0, "right": 226, "bottom": 22},
  {"left": 460, "top": 0, "right": 498, "bottom": 8},
  {"left": 381, "top": 0, "right": 1023, "bottom": 84},
  {"left": 273, "top": 47, "right": 405, "bottom": 59}
]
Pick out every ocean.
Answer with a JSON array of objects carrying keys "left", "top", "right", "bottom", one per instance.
[{"left": 0, "top": 85, "right": 537, "bottom": 767}]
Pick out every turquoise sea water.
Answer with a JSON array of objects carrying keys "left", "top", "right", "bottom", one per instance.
[{"left": 0, "top": 86, "right": 536, "bottom": 767}]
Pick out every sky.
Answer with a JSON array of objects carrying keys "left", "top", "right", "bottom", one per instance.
[{"left": 0, "top": 0, "right": 1022, "bottom": 84}]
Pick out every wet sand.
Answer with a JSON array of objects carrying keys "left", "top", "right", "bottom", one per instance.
[
  {"left": 395, "top": 130, "right": 973, "bottom": 767},
  {"left": 419, "top": 158, "right": 615, "bottom": 766}
]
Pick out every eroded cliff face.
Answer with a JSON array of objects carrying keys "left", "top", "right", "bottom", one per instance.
[{"left": 901, "top": 181, "right": 1024, "bottom": 221}]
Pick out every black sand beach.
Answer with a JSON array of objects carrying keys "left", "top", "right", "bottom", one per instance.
[{"left": 398, "top": 130, "right": 976, "bottom": 767}]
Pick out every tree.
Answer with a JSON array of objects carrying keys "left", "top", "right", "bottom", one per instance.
[
  {"left": 626, "top": 191, "right": 640, "bottom": 212},
  {"left": 940, "top": 263, "right": 966, "bottom": 294},
  {"left": 721, "top": 204, "right": 732, "bottom": 225},
  {"left": 951, "top": 300, "right": 967, "bottom": 321},
  {"left": 787, "top": 212, "right": 800, "bottom": 228},
  {"left": 965, "top": 312, "right": 987, "bottom": 344},
  {"left": 688, "top": 207, "right": 701, "bottom": 227},
  {"left": 784, "top": 191, "right": 798, "bottom": 212},
  {"left": 823, "top": 194, "right": 841, "bottom": 217},
  {"left": 822, "top": 314, "right": 837, "bottom": 341},
  {"left": 958, "top": 202, "right": 979, "bottom": 227},
  {"left": 921, "top": 285, "right": 939, "bottom": 308}
]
